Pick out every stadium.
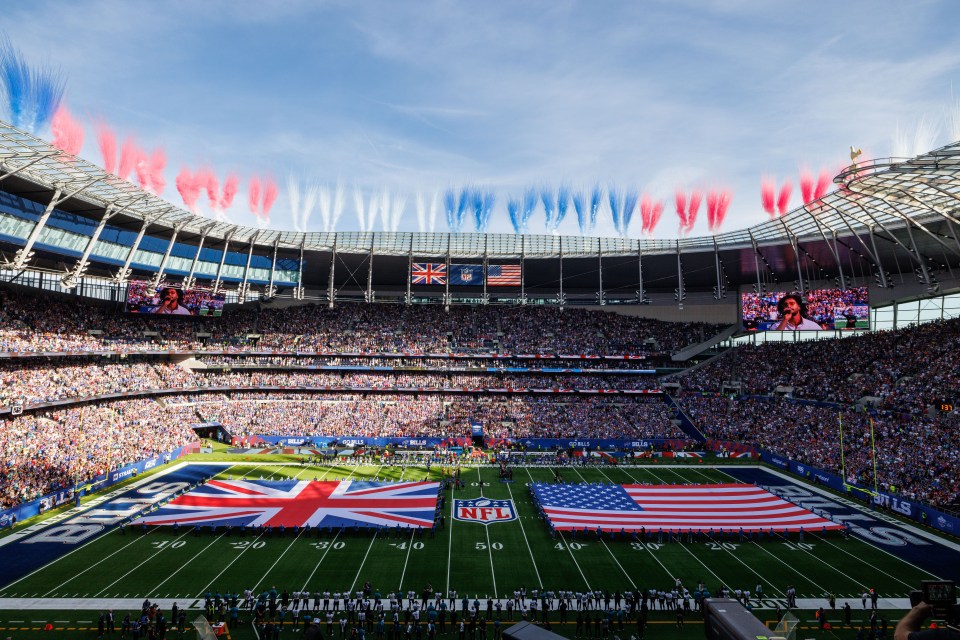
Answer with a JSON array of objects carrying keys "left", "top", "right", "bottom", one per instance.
[{"left": 2, "top": 6, "right": 960, "bottom": 640}]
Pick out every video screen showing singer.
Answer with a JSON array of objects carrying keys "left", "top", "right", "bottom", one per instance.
[
  {"left": 152, "top": 287, "right": 193, "bottom": 315},
  {"left": 774, "top": 292, "right": 824, "bottom": 331}
]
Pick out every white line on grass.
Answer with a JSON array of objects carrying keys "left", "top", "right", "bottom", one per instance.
[
  {"left": 185, "top": 533, "right": 266, "bottom": 597},
  {"left": 673, "top": 541, "right": 732, "bottom": 591},
  {"left": 504, "top": 481, "right": 542, "bottom": 589},
  {"left": 349, "top": 529, "right": 379, "bottom": 594},
  {"left": 397, "top": 529, "right": 416, "bottom": 591},
  {"left": 809, "top": 532, "right": 919, "bottom": 589},
  {"left": 598, "top": 539, "right": 636, "bottom": 590},
  {"left": 300, "top": 529, "right": 342, "bottom": 591},
  {"left": 92, "top": 529, "right": 194, "bottom": 597},
  {"left": 251, "top": 527, "right": 307, "bottom": 594},
  {"left": 557, "top": 532, "right": 592, "bottom": 592},
  {"left": 445, "top": 475, "right": 455, "bottom": 596},
  {"left": 39, "top": 531, "right": 150, "bottom": 596},
  {"left": 484, "top": 521, "right": 498, "bottom": 598},
  {"left": 743, "top": 541, "right": 819, "bottom": 596}
]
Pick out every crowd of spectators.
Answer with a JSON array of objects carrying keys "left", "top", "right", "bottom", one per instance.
[
  {"left": 0, "top": 398, "right": 198, "bottom": 510},
  {"left": 180, "top": 394, "right": 682, "bottom": 442},
  {"left": 0, "top": 359, "right": 660, "bottom": 409},
  {"left": 676, "top": 317, "right": 960, "bottom": 413},
  {"left": 678, "top": 393, "right": 960, "bottom": 509},
  {"left": 0, "top": 286, "right": 724, "bottom": 356}
]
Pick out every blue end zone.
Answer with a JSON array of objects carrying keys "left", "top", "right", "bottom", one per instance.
[
  {"left": 0, "top": 464, "right": 222, "bottom": 588},
  {"left": 723, "top": 467, "right": 960, "bottom": 579}
]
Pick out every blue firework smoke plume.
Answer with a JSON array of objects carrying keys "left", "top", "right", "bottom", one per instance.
[
  {"left": 472, "top": 188, "right": 484, "bottom": 231},
  {"left": 0, "top": 36, "right": 65, "bottom": 133},
  {"left": 541, "top": 188, "right": 556, "bottom": 232},
  {"left": 589, "top": 185, "right": 603, "bottom": 232},
  {"left": 456, "top": 187, "right": 470, "bottom": 232},
  {"left": 443, "top": 189, "right": 458, "bottom": 231},
  {"left": 623, "top": 190, "right": 639, "bottom": 237},
  {"left": 481, "top": 191, "right": 495, "bottom": 232},
  {"left": 507, "top": 198, "right": 521, "bottom": 234},
  {"left": 521, "top": 187, "right": 538, "bottom": 233},
  {"left": 608, "top": 187, "right": 623, "bottom": 236},
  {"left": 572, "top": 191, "right": 588, "bottom": 235},
  {"left": 556, "top": 186, "right": 570, "bottom": 229}
]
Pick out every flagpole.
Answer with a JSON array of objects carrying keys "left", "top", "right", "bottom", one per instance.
[
  {"left": 837, "top": 412, "right": 847, "bottom": 490},
  {"left": 869, "top": 417, "right": 879, "bottom": 496},
  {"left": 75, "top": 405, "right": 86, "bottom": 507}
]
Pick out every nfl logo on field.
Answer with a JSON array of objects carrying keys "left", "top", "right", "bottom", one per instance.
[{"left": 453, "top": 498, "right": 517, "bottom": 525}]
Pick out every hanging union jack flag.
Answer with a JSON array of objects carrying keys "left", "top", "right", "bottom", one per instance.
[
  {"left": 531, "top": 483, "right": 843, "bottom": 533},
  {"left": 136, "top": 479, "right": 441, "bottom": 529},
  {"left": 411, "top": 263, "right": 447, "bottom": 285}
]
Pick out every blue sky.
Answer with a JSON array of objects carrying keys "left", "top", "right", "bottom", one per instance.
[{"left": 5, "top": 0, "right": 960, "bottom": 237}]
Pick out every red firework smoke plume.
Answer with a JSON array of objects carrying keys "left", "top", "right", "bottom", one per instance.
[
  {"left": 51, "top": 106, "right": 84, "bottom": 156},
  {"left": 149, "top": 149, "right": 166, "bottom": 195},
  {"left": 248, "top": 177, "right": 262, "bottom": 215},
  {"left": 261, "top": 177, "right": 278, "bottom": 223},
  {"left": 800, "top": 170, "right": 814, "bottom": 204},
  {"left": 117, "top": 137, "right": 139, "bottom": 181},
  {"left": 674, "top": 190, "right": 688, "bottom": 231},
  {"left": 176, "top": 167, "right": 202, "bottom": 212},
  {"left": 220, "top": 174, "right": 239, "bottom": 210},
  {"left": 96, "top": 123, "right": 117, "bottom": 175},
  {"left": 761, "top": 178, "right": 776, "bottom": 217},
  {"left": 776, "top": 181, "right": 792, "bottom": 216},
  {"left": 814, "top": 170, "right": 831, "bottom": 200}
]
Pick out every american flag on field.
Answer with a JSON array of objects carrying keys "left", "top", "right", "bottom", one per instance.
[
  {"left": 530, "top": 483, "right": 842, "bottom": 533},
  {"left": 411, "top": 263, "right": 447, "bottom": 285},
  {"left": 136, "top": 480, "right": 440, "bottom": 529},
  {"left": 487, "top": 264, "right": 521, "bottom": 286}
]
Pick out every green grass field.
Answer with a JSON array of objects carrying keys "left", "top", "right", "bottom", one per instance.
[{"left": 0, "top": 461, "right": 940, "bottom": 640}]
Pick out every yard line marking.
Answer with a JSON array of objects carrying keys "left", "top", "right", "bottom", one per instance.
[
  {"left": 300, "top": 529, "right": 342, "bottom": 591},
  {"left": 348, "top": 529, "right": 379, "bottom": 594},
  {"left": 504, "top": 481, "right": 542, "bottom": 589},
  {"left": 674, "top": 541, "right": 729, "bottom": 589},
  {"left": 180, "top": 533, "right": 266, "bottom": 597},
  {"left": 92, "top": 529, "right": 193, "bottom": 597},
  {"left": 484, "top": 517, "right": 498, "bottom": 598},
  {"left": 445, "top": 474, "right": 455, "bottom": 596},
  {"left": 749, "top": 538, "right": 831, "bottom": 594},
  {"left": 598, "top": 539, "right": 636, "bottom": 590},
  {"left": 810, "top": 532, "right": 919, "bottom": 589},
  {"left": 39, "top": 531, "right": 150, "bottom": 596},
  {"left": 715, "top": 540, "right": 788, "bottom": 594},
  {"left": 557, "top": 532, "right": 592, "bottom": 592},
  {"left": 397, "top": 529, "right": 416, "bottom": 591},
  {"left": 251, "top": 527, "right": 307, "bottom": 594}
]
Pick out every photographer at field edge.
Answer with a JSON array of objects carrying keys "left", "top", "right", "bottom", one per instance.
[{"left": 895, "top": 604, "right": 960, "bottom": 640}]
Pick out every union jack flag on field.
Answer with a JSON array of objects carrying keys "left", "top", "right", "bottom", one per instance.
[
  {"left": 136, "top": 480, "right": 440, "bottom": 529},
  {"left": 531, "top": 482, "right": 842, "bottom": 533},
  {"left": 411, "top": 263, "right": 447, "bottom": 285}
]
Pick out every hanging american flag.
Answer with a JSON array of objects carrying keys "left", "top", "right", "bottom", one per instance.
[
  {"left": 411, "top": 263, "right": 447, "bottom": 285},
  {"left": 136, "top": 479, "right": 440, "bottom": 529},
  {"left": 487, "top": 264, "right": 521, "bottom": 286},
  {"left": 531, "top": 483, "right": 842, "bottom": 532}
]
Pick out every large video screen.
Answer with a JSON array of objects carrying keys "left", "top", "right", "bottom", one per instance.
[
  {"left": 125, "top": 280, "right": 226, "bottom": 317},
  {"left": 741, "top": 287, "right": 869, "bottom": 331}
]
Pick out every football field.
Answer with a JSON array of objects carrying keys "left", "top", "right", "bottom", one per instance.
[{"left": 0, "top": 461, "right": 946, "bottom": 640}]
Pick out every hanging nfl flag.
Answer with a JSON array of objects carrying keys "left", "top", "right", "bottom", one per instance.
[
  {"left": 449, "top": 264, "right": 484, "bottom": 286},
  {"left": 487, "top": 264, "right": 522, "bottom": 286},
  {"left": 411, "top": 263, "right": 447, "bottom": 285}
]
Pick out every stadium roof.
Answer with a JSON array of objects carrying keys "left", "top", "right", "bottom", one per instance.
[{"left": 1, "top": 119, "right": 960, "bottom": 297}]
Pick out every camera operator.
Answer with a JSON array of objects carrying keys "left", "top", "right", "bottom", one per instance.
[{"left": 895, "top": 603, "right": 960, "bottom": 640}]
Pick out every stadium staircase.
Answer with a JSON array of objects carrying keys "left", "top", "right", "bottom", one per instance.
[
  {"left": 670, "top": 323, "right": 739, "bottom": 362},
  {"left": 663, "top": 395, "right": 706, "bottom": 442}
]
